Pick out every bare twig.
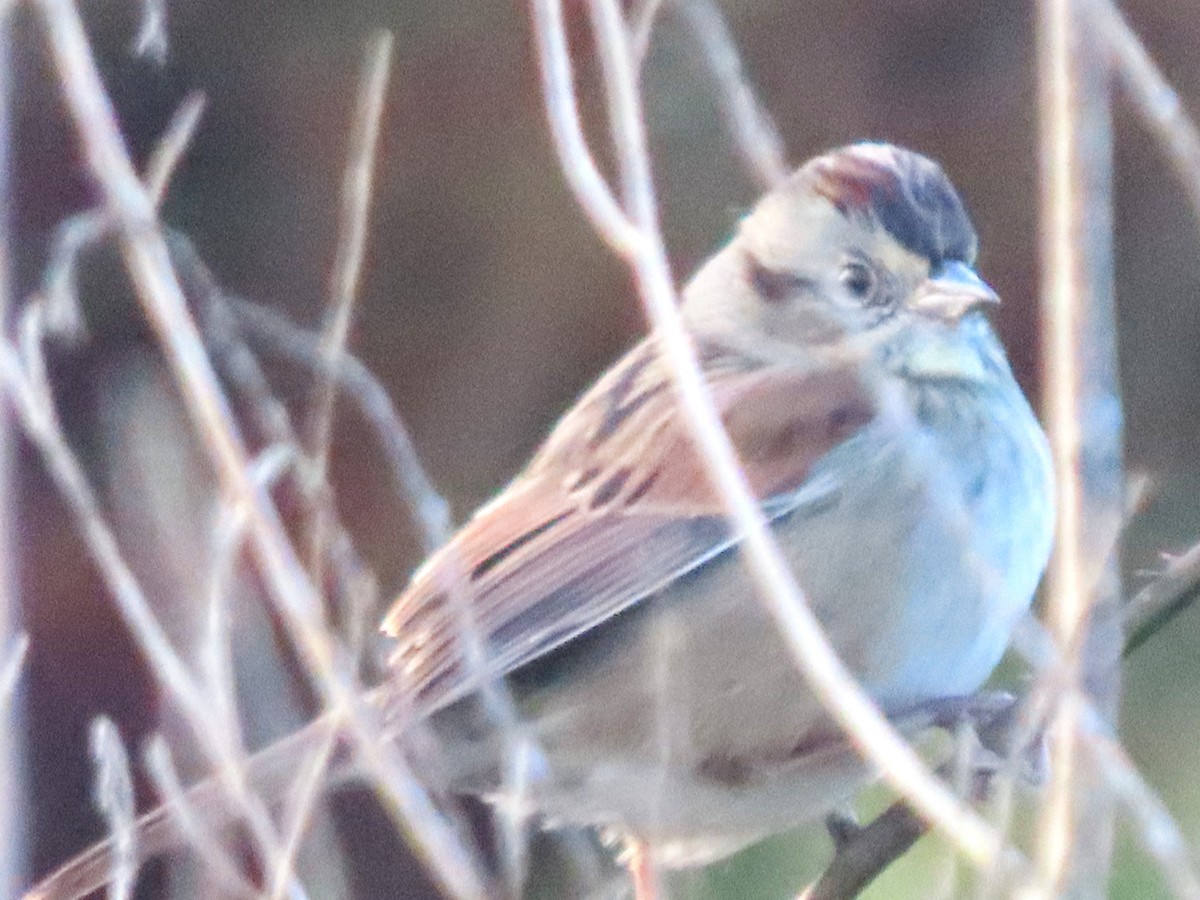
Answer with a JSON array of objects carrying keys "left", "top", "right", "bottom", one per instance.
[
  {"left": 142, "top": 738, "right": 259, "bottom": 900},
  {"left": 1035, "top": 0, "right": 1125, "bottom": 893},
  {"left": 205, "top": 308, "right": 383, "bottom": 659},
  {"left": 229, "top": 296, "right": 451, "bottom": 545},
  {"left": 1085, "top": 732, "right": 1200, "bottom": 899},
  {"left": 671, "top": 0, "right": 789, "bottom": 190},
  {"left": 200, "top": 490, "right": 256, "bottom": 744},
  {"left": 268, "top": 721, "right": 341, "bottom": 900},
  {"left": 188, "top": 238, "right": 545, "bottom": 894},
  {"left": 28, "top": 710, "right": 371, "bottom": 900},
  {"left": 801, "top": 696, "right": 1029, "bottom": 900},
  {"left": 32, "top": 3, "right": 494, "bottom": 894},
  {"left": 530, "top": 0, "right": 639, "bottom": 254},
  {"left": 533, "top": 0, "right": 1019, "bottom": 873},
  {"left": 628, "top": 0, "right": 666, "bottom": 67},
  {"left": 43, "top": 90, "right": 204, "bottom": 342},
  {"left": 144, "top": 91, "right": 205, "bottom": 207},
  {"left": 0, "top": 634, "right": 27, "bottom": 709},
  {"left": 305, "top": 30, "right": 392, "bottom": 582},
  {"left": 1096, "top": 1, "right": 1200, "bottom": 217},
  {"left": 799, "top": 783, "right": 927, "bottom": 900},
  {"left": 190, "top": 471, "right": 332, "bottom": 892},
  {"left": 1123, "top": 538, "right": 1200, "bottom": 656},
  {"left": 813, "top": 731, "right": 1200, "bottom": 900},
  {"left": 180, "top": 242, "right": 381, "bottom": 643},
  {"left": 40, "top": 210, "right": 101, "bottom": 340},
  {"left": 88, "top": 719, "right": 137, "bottom": 900},
  {"left": 1014, "top": 613, "right": 1200, "bottom": 899},
  {"left": 6, "top": 308, "right": 226, "bottom": 779},
  {"left": 131, "top": 0, "right": 168, "bottom": 65}
]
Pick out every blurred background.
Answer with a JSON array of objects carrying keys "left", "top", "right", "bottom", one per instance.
[{"left": 11, "top": 0, "right": 1200, "bottom": 897}]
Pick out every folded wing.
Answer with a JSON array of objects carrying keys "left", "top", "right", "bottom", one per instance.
[{"left": 382, "top": 338, "right": 876, "bottom": 712}]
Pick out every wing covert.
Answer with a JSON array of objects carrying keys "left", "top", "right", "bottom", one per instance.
[{"left": 382, "top": 337, "right": 875, "bottom": 712}]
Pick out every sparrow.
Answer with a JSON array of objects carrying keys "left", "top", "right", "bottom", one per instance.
[
  {"left": 382, "top": 141, "right": 1055, "bottom": 868},
  {"left": 28, "top": 142, "right": 1055, "bottom": 896}
]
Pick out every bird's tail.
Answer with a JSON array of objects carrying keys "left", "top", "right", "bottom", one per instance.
[{"left": 24, "top": 713, "right": 350, "bottom": 900}]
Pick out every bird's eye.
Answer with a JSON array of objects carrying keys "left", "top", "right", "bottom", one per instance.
[{"left": 839, "top": 261, "right": 877, "bottom": 301}]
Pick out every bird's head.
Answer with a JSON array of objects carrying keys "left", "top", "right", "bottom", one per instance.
[{"left": 682, "top": 143, "right": 999, "bottom": 368}]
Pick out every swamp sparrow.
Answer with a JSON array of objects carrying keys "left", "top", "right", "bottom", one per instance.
[{"left": 30, "top": 142, "right": 1054, "bottom": 896}]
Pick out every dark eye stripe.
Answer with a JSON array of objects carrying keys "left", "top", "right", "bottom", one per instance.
[{"left": 746, "top": 251, "right": 815, "bottom": 304}]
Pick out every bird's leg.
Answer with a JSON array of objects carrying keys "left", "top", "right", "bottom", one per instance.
[{"left": 621, "top": 839, "right": 660, "bottom": 900}]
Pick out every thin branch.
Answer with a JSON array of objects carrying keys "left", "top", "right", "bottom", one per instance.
[
  {"left": 142, "top": 739, "right": 260, "bottom": 900},
  {"left": 229, "top": 295, "right": 452, "bottom": 546},
  {"left": 42, "top": 91, "right": 204, "bottom": 341},
  {"left": 40, "top": 210, "right": 102, "bottom": 340},
  {"left": 628, "top": 0, "right": 666, "bottom": 67},
  {"left": 799, "top": 782, "right": 927, "bottom": 900},
  {"left": 533, "top": 0, "right": 1020, "bottom": 874},
  {"left": 530, "top": 0, "right": 640, "bottom": 253},
  {"left": 32, "top": 3, "right": 494, "bottom": 894},
  {"left": 1035, "top": 0, "right": 1124, "bottom": 892},
  {"left": 1096, "top": 1, "right": 1200, "bottom": 218},
  {"left": 1084, "top": 731, "right": 1200, "bottom": 899},
  {"left": 28, "top": 710, "right": 363, "bottom": 900},
  {"left": 267, "top": 719, "right": 340, "bottom": 900},
  {"left": 671, "top": 0, "right": 789, "bottom": 190},
  {"left": 144, "top": 91, "right": 205, "bottom": 207},
  {"left": 88, "top": 719, "right": 137, "bottom": 900},
  {"left": 5, "top": 309, "right": 231, "bottom": 764},
  {"left": 204, "top": 306, "right": 383, "bottom": 659},
  {"left": 0, "top": 634, "right": 27, "bottom": 708},
  {"left": 130, "top": 0, "right": 167, "bottom": 65},
  {"left": 36, "top": 0, "right": 319, "bottom": 642},
  {"left": 1123, "top": 538, "right": 1200, "bottom": 656},
  {"left": 1014, "top": 611, "right": 1200, "bottom": 899},
  {"left": 305, "top": 30, "right": 392, "bottom": 580},
  {"left": 180, "top": 241, "right": 381, "bottom": 638}
]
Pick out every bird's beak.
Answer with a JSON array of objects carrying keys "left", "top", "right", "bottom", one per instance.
[{"left": 910, "top": 260, "right": 999, "bottom": 320}]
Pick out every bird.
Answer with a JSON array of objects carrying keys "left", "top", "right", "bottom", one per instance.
[{"left": 27, "top": 142, "right": 1055, "bottom": 897}]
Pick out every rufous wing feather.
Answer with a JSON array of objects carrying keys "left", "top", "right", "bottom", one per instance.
[{"left": 382, "top": 337, "right": 876, "bottom": 712}]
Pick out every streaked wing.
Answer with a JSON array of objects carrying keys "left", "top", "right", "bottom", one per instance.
[{"left": 382, "top": 337, "right": 876, "bottom": 712}]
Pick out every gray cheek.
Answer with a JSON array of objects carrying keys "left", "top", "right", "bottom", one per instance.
[{"left": 765, "top": 303, "right": 858, "bottom": 346}]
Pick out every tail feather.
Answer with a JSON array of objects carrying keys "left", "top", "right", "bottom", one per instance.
[{"left": 25, "top": 715, "right": 349, "bottom": 900}]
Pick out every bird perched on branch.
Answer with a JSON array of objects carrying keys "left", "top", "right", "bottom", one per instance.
[{"left": 29, "top": 142, "right": 1054, "bottom": 897}]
